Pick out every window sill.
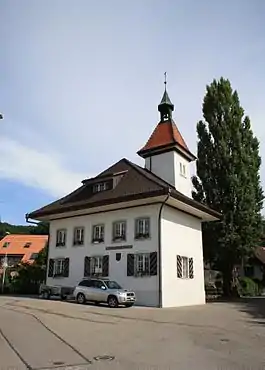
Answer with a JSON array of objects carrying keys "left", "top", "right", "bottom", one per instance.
[
  {"left": 112, "top": 238, "right": 126, "bottom": 243},
  {"left": 92, "top": 239, "right": 104, "bottom": 244},
  {"left": 134, "top": 235, "right": 150, "bottom": 241},
  {"left": 134, "top": 273, "right": 151, "bottom": 278},
  {"left": 56, "top": 244, "right": 66, "bottom": 248},
  {"left": 73, "top": 243, "right": 84, "bottom": 247},
  {"left": 179, "top": 173, "right": 187, "bottom": 178}
]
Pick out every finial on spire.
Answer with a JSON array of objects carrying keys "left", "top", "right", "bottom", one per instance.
[
  {"left": 158, "top": 73, "right": 174, "bottom": 122},
  {"left": 164, "top": 72, "right": 167, "bottom": 88}
]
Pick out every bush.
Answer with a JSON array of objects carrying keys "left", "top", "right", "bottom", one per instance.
[
  {"left": 9, "top": 263, "right": 46, "bottom": 295},
  {"left": 238, "top": 277, "right": 261, "bottom": 297}
]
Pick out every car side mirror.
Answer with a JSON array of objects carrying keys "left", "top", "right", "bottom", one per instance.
[{"left": 101, "top": 285, "right": 106, "bottom": 290}]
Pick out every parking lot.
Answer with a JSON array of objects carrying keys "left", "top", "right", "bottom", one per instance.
[{"left": 0, "top": 296, "right": 265, "bottom": 370}]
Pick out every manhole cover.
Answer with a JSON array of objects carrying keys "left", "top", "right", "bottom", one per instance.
[
  {"left": 220, "top": 338, "right": 230, "bottom": 343},
  {"left": 53, "top": 361, "right": 65, "bottom": 365},
  {"left": 93, "top": 355, "right": 115, "bottom": 361}
]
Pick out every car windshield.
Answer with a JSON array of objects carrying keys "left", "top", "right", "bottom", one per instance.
[{"left": 104, "top": 280, "right": 122, "bottom": 289}]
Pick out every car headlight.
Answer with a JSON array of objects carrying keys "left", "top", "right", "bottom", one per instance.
[{"left": 118, "top": 292, "right": 126, "bottom": 296}]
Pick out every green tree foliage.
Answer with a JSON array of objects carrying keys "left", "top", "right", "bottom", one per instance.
[
  {"left": 0, "top": 221, "right": 49, "bottom": 239},
  {"left": 192, "top": 78, "right": 264, "bottom": 295}
]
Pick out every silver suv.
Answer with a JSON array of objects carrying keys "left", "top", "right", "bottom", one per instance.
[{"left": 73, "top": 278, "right": 136, "bottom": 308}]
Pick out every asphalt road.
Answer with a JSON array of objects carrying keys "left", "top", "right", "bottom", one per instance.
[{"left": 0, "top": 296, "right": 265, "bottom": 370}]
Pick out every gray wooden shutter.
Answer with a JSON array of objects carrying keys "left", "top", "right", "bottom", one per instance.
[
  {"left": 84, "top": 256, "right": 91, "bottom": 277},
  {"left": 150, "top": 252, "right": 157, "bottom": 276},
  {"left": 127, "top": 254, "right": 135, "bottom": 276},
  {"left": 177, "top": 255, "right": 182, "bottom": 278},
  {"left": 48, "top": 259, "right": 54, "bottom": 277},
  {"left": 189, "top": 258, "right": 194, "bottom": 279},
  {"left": 63, "top": 258, "right": 70, "bottom": 277},
  {"left": 102, "top": 255, "right": 109, "bottom": 277}
]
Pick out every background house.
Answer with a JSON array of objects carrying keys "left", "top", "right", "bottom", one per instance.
[{"left": 0, "top": 234, "right": 48, "bottom": 268}]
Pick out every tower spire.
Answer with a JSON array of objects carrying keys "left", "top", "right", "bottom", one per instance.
[{"left": 158, "top": 73, "right": 174, "bottom": 122}]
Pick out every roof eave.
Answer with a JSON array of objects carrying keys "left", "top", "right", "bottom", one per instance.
[
  {"left": 138, "top": 143, "right": 196, "bottom": 162},
  {"left": 168, "top": 193, "right": 221, "bottom": 221},
  {"left": 27, "top": 189, "right": 168, "bottom": 221}
]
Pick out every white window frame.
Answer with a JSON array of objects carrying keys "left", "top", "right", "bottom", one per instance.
[
  {"left": 73, "top": 227, "right": 84, "bottom": 246},
  {"left": 135, "top": 253, "right": 150, "bottom": 276},
  {"left": 182, "top": 256, "right": 189, "bottom": 278},
  {"left": 56, "top": 229, "right": 66, "bottom": 247},
  {"left": 54, "top": 258, "right": 64, "bottom": 276},
  {"left": 113, "top": 221, "right": 126, "bottom": 241},
  {"left": 135, "top": 217, "right": 150, "bottom": 239},
  {"left": 180, "top": 162, "right": 186, "bottom": 177},
  {"left": 92, "top": 224, "right": 104, "bottom": 243},
  {"left": 91, "top": 256, "right": 103, "bottom": 275},
  {"left": 93, "top": 182, "right": 107, "bottom": 193}
]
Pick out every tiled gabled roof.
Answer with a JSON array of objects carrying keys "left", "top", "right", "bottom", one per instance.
[
  {"left": 27, "top": 158, "right": 221, "bottom": 220},
  {"left": 0, "top": 234, "right": 48, "bottom": 263}
]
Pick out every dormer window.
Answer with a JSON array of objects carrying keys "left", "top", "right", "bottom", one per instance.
[
  {"left": 3, "top": 242, "right": 10, "bottom": 248},
  {"left": 24, "top": 242, "right": 32, "bottom": 248},
  {"left": 93, "top": 182, "right": 108, "bottom": 193}
]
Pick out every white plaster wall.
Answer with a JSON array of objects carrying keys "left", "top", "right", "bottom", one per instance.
[
  {"left": 145, "top": 151, "right": 192, "bottom": 197},
  {"left": 173, "top": 151, "right": 192, "bottom": 197},
  {"left": 161, "top": 205, "right": 205, "bottom": 307},
  {"left": 146, "top": 151, "right": 175, "bottom": 187},
  {"left": 47, "top": 204, "right": 160, "bottom": 306}
]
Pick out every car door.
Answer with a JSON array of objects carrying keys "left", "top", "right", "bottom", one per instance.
[
  {"left": 88, "top": 280, "right": 106, "bottom": 302},
  {"left": 78, "top": 279, "right": 93, "bottom": 300}
]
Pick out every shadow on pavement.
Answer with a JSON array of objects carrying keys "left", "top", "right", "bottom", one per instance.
[{"left": 221, "top": 297, "right": 265, "bottom": 324}]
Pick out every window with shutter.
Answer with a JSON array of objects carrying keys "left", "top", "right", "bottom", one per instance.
[
  {"left": 177, "top": 255, "right": 194, "bottom": 279},
  {"left": 54, "top": 258, "right": 65, "bottom": 276},
  {"left": 135, "top": 253, "right": 150, "bottom": 276},
  {"left": 91, "top": 256, "right": 103, "bottom": 276}
]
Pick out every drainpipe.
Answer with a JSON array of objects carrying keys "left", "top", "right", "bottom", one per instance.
[{"left": 158, "top": 188, "right": 171, "bottom": 308}]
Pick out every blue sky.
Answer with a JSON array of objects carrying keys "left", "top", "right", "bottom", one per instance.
[{"left": 0, "top": 0, "right": 265, "bottom": 224}]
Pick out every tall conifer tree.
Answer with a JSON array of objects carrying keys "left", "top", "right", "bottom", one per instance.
[{"left": 192, "top": 78, "right": 264, "bottom": 295}]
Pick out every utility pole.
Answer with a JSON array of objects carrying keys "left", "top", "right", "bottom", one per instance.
[{"left": 1, "top": 253, "right": 8, "bottom": 293}]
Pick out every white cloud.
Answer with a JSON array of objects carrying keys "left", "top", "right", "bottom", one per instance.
[{"left": 0, "top": 137, "right": 88, "bottom": 197}]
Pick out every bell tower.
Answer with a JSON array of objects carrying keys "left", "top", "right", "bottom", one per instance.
[{"left": 137, "top": 75, "right": 196, "bottom": 197}]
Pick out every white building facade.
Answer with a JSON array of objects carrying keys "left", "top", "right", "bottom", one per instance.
[{"left": 28, "top": 87, "right": 220, "bottom": 307}]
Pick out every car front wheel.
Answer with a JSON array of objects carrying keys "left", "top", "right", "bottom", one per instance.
[{"left": 107, "top": 295, "right": 118, "bottom": 308}]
